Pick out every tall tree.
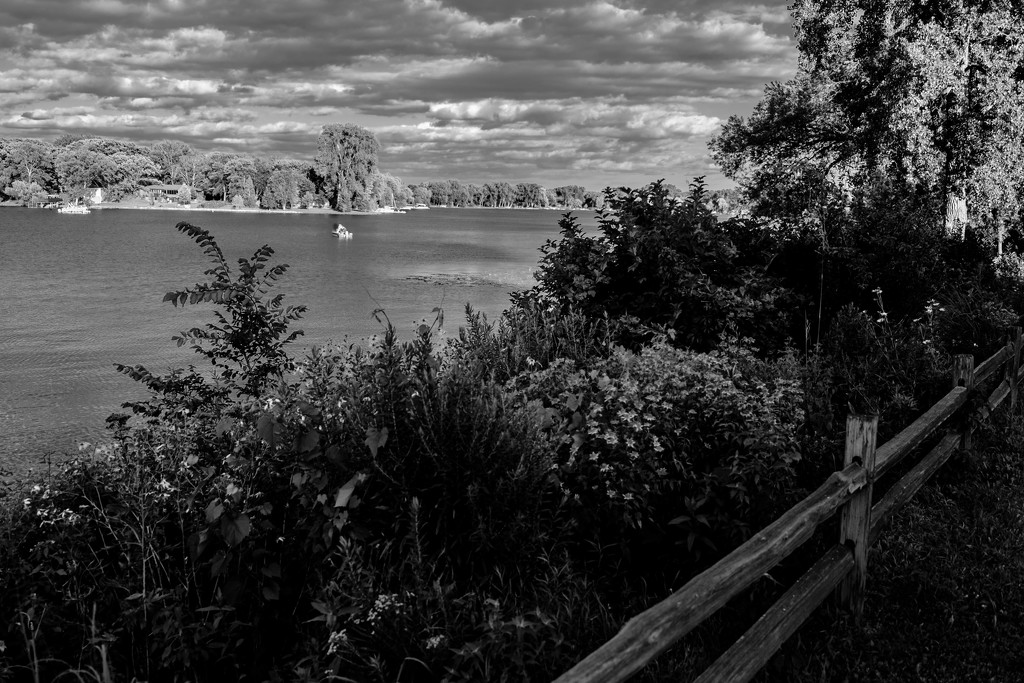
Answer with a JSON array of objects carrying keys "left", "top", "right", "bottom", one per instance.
[
  {"left": 313, "top": 124, "right": 380, "bottom": 211},
  {"left": 714, "top": 0, "right": 1024, "bottom": 241},
  {"left": 150, "top": 140, "right": 194, "bottom": 183}
]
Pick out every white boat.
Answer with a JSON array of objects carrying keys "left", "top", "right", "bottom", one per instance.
[
  {"left": 376, "top": 205, "right": 406, "bottom": 214},
  {"left": 332, "top": 223, "right": 353, "bottom": 239},
  {"left": 409, "top": 203, "right": 429, "bottom": 210},
  {"left": 58, "top": 204, "right": 91, "bottom": 214}
]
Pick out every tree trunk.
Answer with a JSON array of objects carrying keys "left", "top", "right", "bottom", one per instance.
[{"left": 944, "top": 189, "right": 967, "bottom": 239}]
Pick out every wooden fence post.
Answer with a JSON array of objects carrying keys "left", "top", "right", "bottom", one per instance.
[
  {"left": 1009, "top": 327, "right": 1022, "bottom": 414},
  {"left": 953, "top": 354, "right": 975, "bottom": 450},
  {"left": 837, "top": 414, "right": 878, "bottom": 623}
]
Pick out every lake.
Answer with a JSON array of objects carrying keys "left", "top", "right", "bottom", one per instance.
[{"left": 0, "top": 206, "right": 588, "bottom": 474}]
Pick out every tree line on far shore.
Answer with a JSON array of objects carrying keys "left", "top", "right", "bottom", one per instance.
[{"left": 0, "top": 125, "right": 604, "bottom": 212}]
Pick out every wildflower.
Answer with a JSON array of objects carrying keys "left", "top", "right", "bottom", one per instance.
[
  {"left": 367, "top": 593, "right": 405, "bottom": 625},
  {"left": 326, "top": 629, "right": 348, "bottom": 656},
  {"left": 425, "top": 634, "right": 447, "bottom": 651}
]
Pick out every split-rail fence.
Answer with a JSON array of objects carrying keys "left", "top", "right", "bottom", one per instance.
[{"left": 555, "top": 327, "right": 1024, "bottom": 683}]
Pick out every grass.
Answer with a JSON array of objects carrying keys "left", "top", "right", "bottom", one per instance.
[{"left": 759, "top": 410, "right": 1024, "bottom": 682}]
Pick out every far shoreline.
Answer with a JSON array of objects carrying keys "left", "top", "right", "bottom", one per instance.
[{"left": 2, "top": 201, "right": 586, "bottom": 215}]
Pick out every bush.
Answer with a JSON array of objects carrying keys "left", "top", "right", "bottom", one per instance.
[
  {"left": 524, "top": 178, "right": 795, "bottom": 354},
  {"left": 508, "top": 340, "right": 804, "bottom": 580}
]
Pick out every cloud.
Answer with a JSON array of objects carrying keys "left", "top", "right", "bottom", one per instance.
[{"left": 0, "top": 0, "right": 795, "bottom": 187}]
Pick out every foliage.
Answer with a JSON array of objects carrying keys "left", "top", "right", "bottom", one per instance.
[
  {"left": 524, "top": 177, "right": 795, "bottom": 354},
  {"left": 509, "top": 341, "right": 805, "bottom": 574},
  {"left": 714, "top": 0, "right": 1024, "bottom": 242},
  {"left": 313, "top": 123, "right": 381, "bottom": 212}
]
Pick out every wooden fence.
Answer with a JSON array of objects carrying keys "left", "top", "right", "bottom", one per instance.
[{"left": 554, "top": 327, "right": 1024, "bottom": 683}]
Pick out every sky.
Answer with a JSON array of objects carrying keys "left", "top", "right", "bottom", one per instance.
[{"left": 0, "top": 0, "right": 796, "bottom": 191}]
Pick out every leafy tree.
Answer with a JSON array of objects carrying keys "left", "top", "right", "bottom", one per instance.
[
  {"left": 313, "top": 123, "right": 380, "bottom": 211},
  {"left": 108, "top": 152, "right": 160, "bottom": 199},
  {"left": 427, "top": 180, "right": 450, "bottom": 206},
  {"left": 554, "top": 185, "right": 587, "bottom": 209},
  {"left": 253, "top": 155, "right": 276, "bottom": 205},
  {"left": 714, "top": 0, "right": 1024, "bottom": 241},
  {"left": 3, "top": 179, "right": 45, "bottom": 205},
  {"left": 233, "top": 175, "right": 258, "bottom": 208},
  {"left": 225, "top": 155, "right": 258, "bottom": 205},
  {"left": 410, "top": 183, "right": 431, "bottom": 205},
  {"left": 203, "top": 152, "right": 233, "bottom": 201},
  {"left": 447, "top": 178, "right": 470, "bottom": 207},
  {"left": 465, "top": 182, "right": 484, "bottom": 206},
  {"left": 516, "top": 182, "right": 545, "bottom": 208},
  {"left": 0, "top": 138, "right": 56, "bottom": 192},
  {"left": 263, "top": 167, "right": 303, "bottom": 209},
  {"left": 149, "top": 139, "right": 194, "bottom": 183},
  {"left": 54, "top": 144, "right": 117, "bottom": 194},
  {"left": 174, "top": 152, "right": 209, "bottom": 194}
]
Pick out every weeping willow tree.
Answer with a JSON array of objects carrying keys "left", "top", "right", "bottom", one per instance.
[{"left": 313, "top": 123, "right": 381, "bottom": 212}]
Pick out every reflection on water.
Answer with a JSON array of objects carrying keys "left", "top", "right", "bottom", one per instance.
[{"left": 0, "top": 207, "right": 589, "bottom": 473}]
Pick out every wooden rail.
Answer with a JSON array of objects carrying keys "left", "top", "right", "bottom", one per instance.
[{"left": 555, "top": 328, "right": 1023, "bottom": 683}]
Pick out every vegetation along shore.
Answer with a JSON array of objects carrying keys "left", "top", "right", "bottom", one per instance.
[{"left": 4, "top": 1, "right": 1024, "bottom": 680}]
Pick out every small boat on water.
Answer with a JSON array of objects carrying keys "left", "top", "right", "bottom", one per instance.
[
  {"left": 376, "top": 205, "right": 406, "bottom": 214},
  {"left": 58, "top": 204, "right": 91, "bottom": 214},
  {"left": 332, "top": 223, "right": 353, "bottom": 239},
  {"left": 409, "top": 203, "right": 429, "bottom": 210}
]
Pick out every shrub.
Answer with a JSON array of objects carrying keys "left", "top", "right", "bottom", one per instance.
[
  {"left": 508, "top": 340, "right": 805, "bottom": 580},
  {"left": 525, "top": 178, "right": 795, "bottom": 354},
  {"left": 822, "top": 300, "right": 950, "bottom": 437}
]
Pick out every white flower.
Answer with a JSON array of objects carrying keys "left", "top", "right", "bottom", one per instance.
[
  {"left": 425, "top": 635, "right": 447, "bottom": 650},
  {"left": 326, "top": 629, "right": 348, "bottom": 655}
]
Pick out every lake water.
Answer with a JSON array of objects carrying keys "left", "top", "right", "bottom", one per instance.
[{"left": 0, "top": 207, "right": 586, "bottom": 474}]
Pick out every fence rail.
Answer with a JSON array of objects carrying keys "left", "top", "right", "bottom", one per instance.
[{"left": 555, "top": 327, "right": 1024, "bottom": 683}]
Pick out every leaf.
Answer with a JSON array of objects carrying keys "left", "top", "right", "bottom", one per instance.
[
  {"left": 262, "top": 583, "right": 280, "bottom": 601},
  {"left": 260, "top": 562, "right": 282, "bottom": 578},
  {"left": 257, "top": 414, "right": 277, "bottom": 446},
  {"left": 364, "top": 426, "right": 389, "bottom": 457},
  {"left": 210, "top": 551, "right": 228, "bottom": 578},
  {"left": 215, "top": 417, "right": 234, "bottom": 437},
  {"left": 333, "top": 474, "right": 361, "bottom": 508},
  {"left": 205, "top": 499, "right": 224, "bottom": 524},
  {"left": 298, "top": 429, "right": 320, "bottom": 454},
  {"left": 324, "top": 445, "right": 343, "bottom": 466},
  {"left": 221, "top": 513, "right": 251, "bottom": 547}
]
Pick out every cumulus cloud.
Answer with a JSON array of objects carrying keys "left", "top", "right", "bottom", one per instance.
[{"left": 0, "top": 0, "right": 795, "bottom": 187}]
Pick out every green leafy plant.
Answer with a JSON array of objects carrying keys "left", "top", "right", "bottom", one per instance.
[{"left": 523, "top": 178, "right": 794, "bottom": 354}]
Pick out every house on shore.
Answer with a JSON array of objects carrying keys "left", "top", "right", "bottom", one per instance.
[{"left": 143, "top": 184, "right": 194, "bottom": 203}]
